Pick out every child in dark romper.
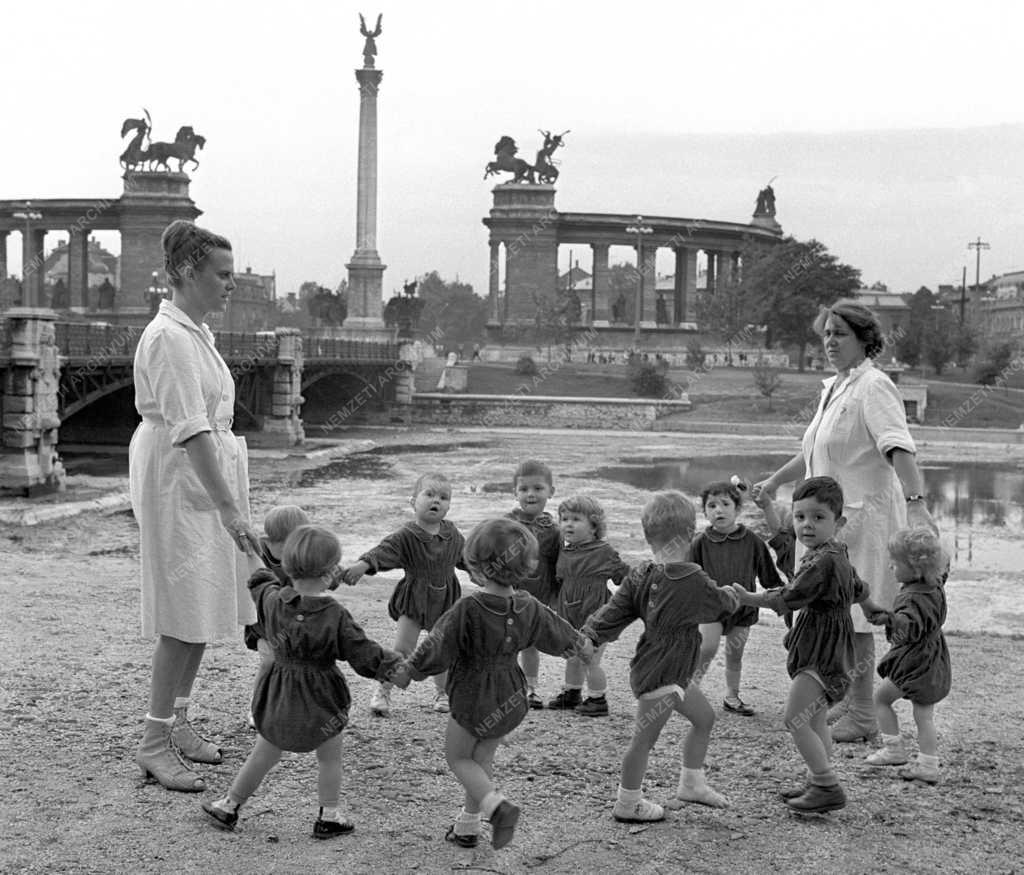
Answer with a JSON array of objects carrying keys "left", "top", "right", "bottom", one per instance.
[
  {"left": 395, "top": 518, "right": 591, "bottom": 851},
  {"left": 504, "top": 459, "right": 561, "bottom": 709}
]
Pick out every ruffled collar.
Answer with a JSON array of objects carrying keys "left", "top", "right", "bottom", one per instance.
[
  {"left": 702, "top": 523, "right": 748, "bottom": 543},
  {"left": 509, "top": 509, "right": 555, "bottom": 528},
  {"left": 404, "top": 519, "right": 454, "bottom": 543},
  {"left": 278, "top": 586, "right": 336, "bottom": 613},
  {"left": 470, "top": 589, "right": 531, "bottom": 614}
]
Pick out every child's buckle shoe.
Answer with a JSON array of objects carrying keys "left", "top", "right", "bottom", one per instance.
[
  {"left": 201, "top": 799, "right": 238, "bottom": 831},
  {"left": 898, "top": 762, "right": 940, "bottom": 785},
  {"left": 866, "top": 745, "right": 908, "bottom": 766},
  {"left": 830, "top": 716, "right": 878, "bottom": 743},
  {"left": 785, "top": 783, "right": 846, "bottom": 813},
  {"left": 574, "top": 696, "right": 609, "bottom": 717},
  {"left": 547, "top": 688, "right": 582, "bottom": 710},
  {"left": 370, "top": 687, "right": 391, "bottom": 717},
  {"left": 433, "top": 692, "right": 450, "bottom": 713},
  {"left": 612, "top": 797, "right": 665, "bottom": 823},
  {"left": 723, "top": 696, "right": 755, "bottom": 716},
  {"left": 527, "top": 691, "right": 544, "bottom": 710},
  {"left": 313, "top": 816, "right": 355, "bottom": 839},
  {"left": 488, "top": 799, "right": 520, "bottom": 850},
  {"left": 444, "top": 824, "right": 479, "bottom": 848}
]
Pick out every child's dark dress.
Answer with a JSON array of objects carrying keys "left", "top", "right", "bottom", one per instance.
[
  {"left": 876, "top": 578, "right": 951, "bottom": 705},
  {"left": 690, "top": 524, "right": 783, "bottom": 631},
  {"left": 408, "top": 590, "right": 582, "bottom": 739},
  {"left": 760, "top": 538, "right": 866, "bottom": 704},
  {"left": 244, "top": 538, "right": 289, "bottom": 651},
  {"left": 582, "top": 561, "right": 740, "bottom": 696},
  {"left": 505, "top": 509, "right": 561, "bottom": 605},
  {"left": 248, "top": 570, "right": 401, "bottom": 752},
  {"left": 555, "top": 539, "right": 631, "bottom": 629},
  {"left": 359, "top": 519, "right": 466, "bottom": 630}
]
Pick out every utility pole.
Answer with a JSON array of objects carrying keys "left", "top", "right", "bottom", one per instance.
[
  {"left": 959, "top": 265, "right": 967, "bottom": 323},
  {"left": 968, "top": 237, "right": 990, "bottom": 302}
]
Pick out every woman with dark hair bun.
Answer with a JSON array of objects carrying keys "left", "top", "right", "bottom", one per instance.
[
  {"left": 752, "top": 299, "right": 934, "bottom": 744},
  {"left": 130, "top": 220, "right": 261, "bottom": 792}
]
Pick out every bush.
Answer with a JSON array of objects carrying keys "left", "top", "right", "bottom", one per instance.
[
  {"left": 630, "top": 362, "right": 670, "bottom": 398},
  {"left": 685, "top": 341, "right": 706, "bottom": 371},
  {"left": 515, "top": 354, "right": 538, "bottom": 376},
  {"left": 973, "top": 341, "right": 1017, "bottom": 386},
  {"left": 752, "top": 357, "right": 783, "bottom": 410}
]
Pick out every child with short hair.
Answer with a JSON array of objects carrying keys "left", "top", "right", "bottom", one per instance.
[
  {"left": 395, "top": 518, "right": 592, "bottom": 850},
  {"left": 201, "top": 526, "right": 402, "bottom": 838},
  {"left": 692, "top": 480, "right": 783, "bottom": 715},
  {"left": 583, "top": 491, "right": 740, "bottom": 822},
  {"left": 342, "top": 472, "right": 465, "bottom": 717},
  {"left": 864, "top": 527, "right": 951, "bottom": 784},
  {"left": 732, "top": 476, "right": 886, "bottom": 814},
  {"left": 505, "top": 459, "right": 561, "bottom": 709},
  {"left": 549, "top": 495, "right": 630, "bottom": 716}
]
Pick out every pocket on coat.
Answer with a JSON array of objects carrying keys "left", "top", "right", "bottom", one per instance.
[{"left": 168, "top": 449, "right": 217, "bottom": 512}]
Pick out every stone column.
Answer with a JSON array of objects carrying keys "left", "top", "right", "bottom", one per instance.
[
  {"left": 259, "top": 328, "right": 305, "bottom": 446},
  {"left": 68, "top": 229, "right": 90, "bottom": 311},
  {"left": 0, "top": 231, "right": 8, "bottom": 284},
  {"left": 637, "top": 244, "right": 657, "bottom": 324},
  {"left": 488, "top": 241, "right": 501, "bottom": 322},
  {"left": 502, "top": 244, "right": 513, "bottom": 325},
  {"left": 0, "top": 308, "right": 66, "bottom": 494},
  {"left": 705, "top": 249, "right": 716, "bottom": 293},
  {"left": 591, "top": 243, "right": 610, "bottom": 323},
  {"left": 345, "top": 67, "right": 388, "bottom": 332},
  {"left": 674, "top": 247, "right": 697, "bottom": 324},
  {"left": 22, "top": 228, "right": 46, "bottom": 308}
]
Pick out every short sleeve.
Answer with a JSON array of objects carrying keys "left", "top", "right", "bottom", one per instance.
[
  {"left": 863, "top": 372, "right": 916, "bottom": 457},
  {"left": 144, "top": 327, "right": 211, "bottom": 446}
]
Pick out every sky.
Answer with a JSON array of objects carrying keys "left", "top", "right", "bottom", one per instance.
[{"left": 2, "top": 0, "right": 1023, "bottom": 299}]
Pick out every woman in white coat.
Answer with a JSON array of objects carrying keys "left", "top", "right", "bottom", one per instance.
[
  {"left": 752, "top": 301, "right": 935, "bottom": 743},
  {"left": 130, "top": 221, "right": 261, "bottom": 791}
]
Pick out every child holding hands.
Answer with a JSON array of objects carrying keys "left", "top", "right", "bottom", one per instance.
[
  {"left": 864, "top": 527, "right": 951, "bottom": 784},
  {"left": 396, "top": 518, "right": 592, "bottom": 850},
  {"left": 582, "top": 491, "right": 740, "bottom": 822},
  {"left": 202, "top": 526, "right": 402, "bottom": 838},
  {"left": 342, "top": 472, "right": 465, "bottom": 717},
  {"left": 732, "top": 477, "right": 886, "bottom": 813}
]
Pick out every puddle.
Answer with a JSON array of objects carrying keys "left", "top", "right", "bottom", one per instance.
[
  {"left": 582, "top": 454, "right": 794, "bottom": 495},
  {"left": 363, "top": 440, "right": 495, "bottom": 457},
  {"left": 267, "top": 454, "right": 395, "bottom": 488}
]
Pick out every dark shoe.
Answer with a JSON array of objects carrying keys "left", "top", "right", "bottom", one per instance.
[
  {"left": 779, "top": 783, "right": 811, "bottom": 801},
  {"left": 831, "top": 715, "right": 878, "bottom": 743},
  {"left": 313, "top": 815, "right": 355, "bottom": 839},
  {"left": 547, "top": 688, "right": 582, "bottom": 710},
  {"left": 575, "top": 696, "right": 609, "bottom": 717},
  {"left": 201, "top": 799, "right": 238, "bottom": 831},
  {"left": 527, "top": 691, "right": 544, "bottom": 710},
  {"left": 785, "top": 783, "right": 846, "bottom": 813},
  {"left": 488, "top": 799, "right": 520, "bottom": 850},
  {"left": 444, "top": 824, "right": 479, "bottom": 848},
  {"left": 723, "top": 696, "right": 755, "bottom": 716}
]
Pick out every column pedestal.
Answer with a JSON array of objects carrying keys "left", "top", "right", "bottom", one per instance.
[{"left": 257, "top": 329, "right": 305, "bottom": 446}]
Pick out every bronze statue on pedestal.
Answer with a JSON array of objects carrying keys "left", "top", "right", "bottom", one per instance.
[
  {"left": 359, "top": 13, "right": 383, "bottom": 67},
  {"left": 119, "top": 110, "right": 205, "bottom": 173}
]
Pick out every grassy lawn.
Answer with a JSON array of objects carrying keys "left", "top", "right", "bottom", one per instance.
[{"left": 459, "top": 362, "right": 1024, "bottom": 428}]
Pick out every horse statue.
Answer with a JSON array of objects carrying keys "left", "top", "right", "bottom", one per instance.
[
  {"left": 483, "top": 135, "right": 536, "bottom": 184},
  {"left": 146, "top": 126, "right": 206, "bottom": 173},
  {"left": 534, "top": 129, "right": 569, "bottom": 184},
  {"left": 119, "top": 111, "right": 152, "bottom": 170}
]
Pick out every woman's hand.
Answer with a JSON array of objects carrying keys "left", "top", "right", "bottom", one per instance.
[
  {"left": 219, "top": 509, "right": 260, "bottom": 555},
  {"left": 906, "top": 500, "right": 937, "bottom": 535},
  {"left": 750, "top": 478, "right": 777, "bottom": 505},
  {"left": 341, "top": 561, "right": 370, "bottom": 586}
]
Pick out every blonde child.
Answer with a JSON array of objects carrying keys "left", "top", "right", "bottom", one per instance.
[
  {"left": 864, "top": 527, "right": 951, "bottom": 784},
  {"left": 732, "top": 477, "right": 886, "bottom": 813},
  {"left": 505, "top": 459, "right": 560, "bottom": 708},
  {"left": 549, "top": 495, "right": 630, "bottom": 716},
  {"left": 395, "top": 518, "right": 591, "bottom": 850},
  {"left": 201, "top": 526, "right": 402, "bottom": 837},
  {"left": 583, "top": 491, "right": 740, "bottom": 821},
  {"left": 692, "top": 480, "right": 783, "bottom": 715},
  {"left": 342, "top": 472, "right": 465, "bottom": 717}
]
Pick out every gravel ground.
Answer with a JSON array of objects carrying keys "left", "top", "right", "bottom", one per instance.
[{"left": 2, "top": 428, "right": 1022, "bottom": 874}]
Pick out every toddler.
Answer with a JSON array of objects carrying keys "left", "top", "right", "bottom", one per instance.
[
  {"left": 396, "top": 518, "right": 591, "bottom": 849},
  {"left": 583, "top": 491, "right": 740, "bottom": 821},
  {"left": 865, "top": 527, "right": 951, "bottom": 784},
  {"left": 201, "top": 526, "right": 402, "bottom": 837},
  {"left": 505, "top": 459, "right": 561, "bottom": 708},
  {"left": 692, "top": 480, "right": 783, "bottom": 715},
  {"left": 549, "top": 495, "right": 630, "bottom": 716},
  {"left": 342, "top": 472, "right": 465, "bottom": 717}
]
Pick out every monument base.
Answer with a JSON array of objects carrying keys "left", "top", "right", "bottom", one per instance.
[{"left": 750, "top": 215, "right": 782, "bottom": 232}]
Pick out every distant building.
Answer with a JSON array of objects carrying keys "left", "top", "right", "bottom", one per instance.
[
  {"left": 852, "top": 287, "right": 910, "bottom": 356},
  {"left": 219, "top": 266, "right": 276, "bottom": 331},
  {"left": 976, "top": 270, "right": 1024, "bottom": 347},
  {"left": 42, "top": 238, "right": 119, "bottom": 308}
]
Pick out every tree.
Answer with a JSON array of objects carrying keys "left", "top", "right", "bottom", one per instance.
[
  {"left": 740, "top": 237, "right": 861, "bottom": 371},
  {"left": 416, "top": 271, "right": 488, "bottom": 349},
  {"left": 695, "top": 276, "right": 750, "bottom": 365},
  {"left": 752, "top": 358, "right": 783, "bottom": 410},
  {"left": 922, "top": 308, "right": 958, "bottom": 375},
  {"left": 894, "top": 287, "right": 935, "bottom": 368},
  {"left": 953, "top": 320, "right": 980, "bottom": 369},
  {"left": 973, "top": 341, "right": 1017, "bottom": 386}
]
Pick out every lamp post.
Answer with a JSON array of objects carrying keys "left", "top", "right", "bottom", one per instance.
[
  {"left": 12, "top": 207, "right": 43, "bottom": 307},
  {"left": 626, "top": 215, "right": 653, "bottom": 345},
  {"left": 147, "top": 270, "right": 168, "bottom": 317}
]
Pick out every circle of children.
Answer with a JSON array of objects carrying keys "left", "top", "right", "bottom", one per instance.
[{"left": 200, "top": 460, "right": 951, "bottom": 851}]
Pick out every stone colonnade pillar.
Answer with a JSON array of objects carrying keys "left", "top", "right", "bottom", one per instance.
[
  {"left": 22, "top": 228, "right": 45, "bottom": 307},
  {"left": 674, "top": 247, "right": 697, "bottom": 324},
  {"left": 68, "top": 229, "right": 90, "bottom": 310},
  {"left": 705, "top": 249, "right": 717, "bottom": 293},
  {"left": 488, "top": 242, "right": 501, "bottom": 322},
  {"left": 0, "top": 308, "right": 66, "bottom": 494},
  {"left": 590, "top": 243, "right": 609, "bottom": 321},
  {"left": 260, "top": 328, "right": 305, "bottom": 446},
  {"left": 0, "top": 231, "right": 7, "bottom": 284}
]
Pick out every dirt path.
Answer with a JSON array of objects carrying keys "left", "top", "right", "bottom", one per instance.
[{"left": 2, "top": 428, "right": 1022, "bottom": 874}]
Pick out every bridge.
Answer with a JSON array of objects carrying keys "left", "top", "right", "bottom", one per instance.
[{"left": 0, "top": 308, "right": 411, "bottom": 494}]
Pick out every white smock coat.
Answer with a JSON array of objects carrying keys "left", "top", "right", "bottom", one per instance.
[
  {"left": 800, "top": 358, "right": 916, "bottom": 635},
  {"left": 129, "top": 300, "right": 257, "bottom": 642}
]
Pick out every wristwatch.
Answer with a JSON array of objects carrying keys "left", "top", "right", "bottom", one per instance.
[{"left": 905, "top": 494, "right": 925, "bottom": 503}]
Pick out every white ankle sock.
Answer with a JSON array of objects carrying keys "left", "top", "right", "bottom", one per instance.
[
  {"left": 679, "top": 767, "right": 706, "bottom": 793},
  {"left": 455, "top": 808, "right": 481, "bottom": 834},
  {"left": 145, "top": 713, "right": 175, "bottom": 725},
  {"left": 881, "top": 733, "right": 902, "bottom": 747},
  {"left": 173, "top": 697, "right": 190, "bottom": 711},
  {"left": 319, "top": 805, "right": 340, "bottom": 822},
  {"left": 587, "top": 688, "right": 606, "bottom": 698},
  {"left": 617, "top": 786, "right": 641, "bottom": 805},
  {"left": 917, "top": 753, "right": 939, "bottom": 768}
]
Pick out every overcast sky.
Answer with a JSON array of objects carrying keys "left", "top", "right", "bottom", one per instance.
[{"left": 2, "top": 0, "right": 1022, "bottom": 297}]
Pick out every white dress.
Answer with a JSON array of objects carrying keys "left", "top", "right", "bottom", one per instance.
[
  {"left": 800, "top": 359, "right": 916, "bottom": 635},
  {"left": 129, "top": 300, "right": 257, "bottom": 642}
]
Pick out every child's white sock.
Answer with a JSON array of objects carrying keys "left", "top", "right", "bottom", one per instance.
[
  {"left": 318, "top": 805, "right": 340, "bottom": 822},
  {"left": 673, "top": 767, "right": 729, "bottom": 808},
  {"left": 586, "top": 687, "right": 606, "bottom": 698},
  {"left": 145, "top": 712, "right": 175, "bottom": 725},
  {"left": 678, "top": 767, "right": 706, "bottom": 793},
  {"left": 917, "top": 753, "right": 939, "bottom": 769},
  {"left": 616, "top": 785, "right": 642, "bottom": 805},
  {"left": 212, "top": 795, "right": 239, "bottom": 814},
  {"left": 454, "top": 807, "right": 481, "bottom": 836}
]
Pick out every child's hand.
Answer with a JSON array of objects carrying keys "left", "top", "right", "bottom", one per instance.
[
  {"left": 327, "top": 565, "right": 345, "bottom": 591},
  {"left": 577, "top": 636, "right": 595, "bottom": 664},
  {"left": 390, "top": 661, "right": 412, "bottom": 689},
  {"left": 730, "top": 582, "right": 755, "bottom": 605},
  {"left": 341, "top": 561, "right": 369, "bottom": 586}
]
